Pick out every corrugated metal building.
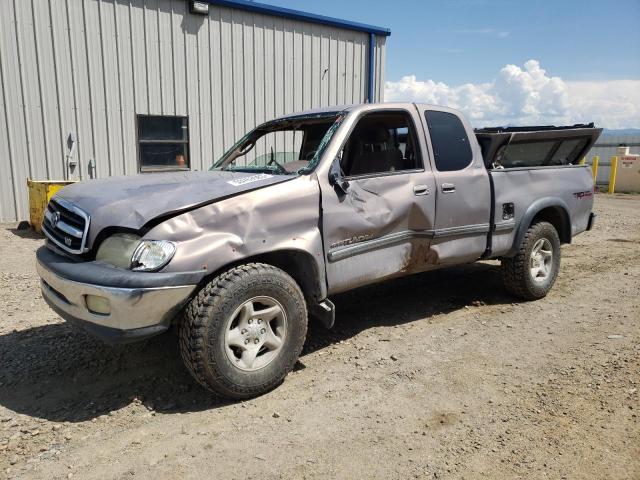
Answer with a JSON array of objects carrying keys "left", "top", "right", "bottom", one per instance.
[
  {"left": 585, "top": 133, "right": 640, "bottom": 186},
  {"left": 0, "top": 0, "right": 389, "bottom": 222}
]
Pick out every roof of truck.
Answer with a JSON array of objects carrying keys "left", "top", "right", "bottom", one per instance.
[{"left": 270, "top": 103, "right": 462, "bottom": 123}]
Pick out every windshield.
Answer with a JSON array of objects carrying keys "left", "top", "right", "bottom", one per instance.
[{"left": 211, "top": 112, "right": 343, "bottom": 175}]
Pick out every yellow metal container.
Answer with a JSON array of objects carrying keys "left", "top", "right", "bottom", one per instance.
[{"left": 27, "top": 180, "right": 77, "bottom": 233}]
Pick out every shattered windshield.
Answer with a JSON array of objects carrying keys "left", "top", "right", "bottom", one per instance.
[{"left": 211, "top": 112, "right": 343, "bottom": 175}]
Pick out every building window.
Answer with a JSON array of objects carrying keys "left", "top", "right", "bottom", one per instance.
[{"left": 137, "top": 115, "right": 189, "bottom": 172}]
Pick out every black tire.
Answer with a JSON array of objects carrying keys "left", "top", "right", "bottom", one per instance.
[
  {"left": 501, "top": 221, "right": 561, "bottom": 300},
  {"left": 179, "top": 263, "right": 307, "bottom": 399}
]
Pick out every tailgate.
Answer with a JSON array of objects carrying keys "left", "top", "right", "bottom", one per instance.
[{"left": 476, "top": 124, "right": 602, "bottom": 169}]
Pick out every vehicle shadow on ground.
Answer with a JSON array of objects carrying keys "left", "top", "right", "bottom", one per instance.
[
  {"left": 0, "top": 262, "right": 513, "bottom": 422},
  {"left": 5, "top": 226, "right": 43, "bottom": 240},
  {"left": 303, "top": 261, "right": 511, "bottom": 354}
]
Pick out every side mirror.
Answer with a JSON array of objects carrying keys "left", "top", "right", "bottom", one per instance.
[{"left": 328, "top": 156, "right": 349, "bottom": 195}]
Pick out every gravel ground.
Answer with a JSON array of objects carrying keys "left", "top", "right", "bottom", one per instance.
[{"left": 0, "top": 194, "right": 638, "bottom": 480}]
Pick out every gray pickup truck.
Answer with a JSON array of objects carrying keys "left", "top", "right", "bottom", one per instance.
[{"left": 36, "top": 103, "right": 600, "bottom": 398}]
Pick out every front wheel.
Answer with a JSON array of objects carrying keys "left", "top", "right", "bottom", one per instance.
[
  {"left": 179, "top": 263, "right": 308, "bottom": 399},
  {"left": 501, "top": 221, "right": 561, "bottom": 300}
]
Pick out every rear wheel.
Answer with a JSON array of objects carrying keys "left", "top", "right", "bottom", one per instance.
[
  {"left": 179, "top": 263, "right": 307, "bottom": 399},
  {"left": 501, "top": 221, "right": 561, "bottom": 300}
]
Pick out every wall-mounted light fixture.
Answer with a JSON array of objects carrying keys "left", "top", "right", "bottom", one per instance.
[{"left": 189, "top": 0, "right": 209, "bottom": 15}]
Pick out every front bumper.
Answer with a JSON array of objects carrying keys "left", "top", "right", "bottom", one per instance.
[
  {"left": 586, "top": 212, "right": 596, "bottom": 231},
  {"left": 36, "top": 246, "right": 203, "bottom": 343}
]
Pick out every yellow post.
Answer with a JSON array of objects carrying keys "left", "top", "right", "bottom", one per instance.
[
  {"left": 579, "top": 157, "right": 586, "bottom": 165},
  {"left": 591, "top": 156, "right": 599, "bottom": 183},
  {"left": 608, "top": 156, "right": 618, "bottom": 194}
]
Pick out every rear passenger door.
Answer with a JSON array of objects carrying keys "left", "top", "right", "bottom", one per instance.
[{"left": 418, "top": 107, "right": 491, "bottom": 264}]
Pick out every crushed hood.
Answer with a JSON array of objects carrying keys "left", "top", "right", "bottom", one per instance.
[{"left": 54, "top": 170, "right": 291, "bottom": 246}]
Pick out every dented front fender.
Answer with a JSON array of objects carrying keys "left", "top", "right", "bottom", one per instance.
[{"left": 146, "top": 175, "right": 326, "bottom": 298}]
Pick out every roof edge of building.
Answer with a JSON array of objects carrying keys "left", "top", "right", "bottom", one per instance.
[{"left": 203, "top": 0, "right": 391, "bottom": 36}]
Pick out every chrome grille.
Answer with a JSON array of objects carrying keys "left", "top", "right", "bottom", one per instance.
[{"left": 42, "top": 198, "right": 90, "bottom": 254}]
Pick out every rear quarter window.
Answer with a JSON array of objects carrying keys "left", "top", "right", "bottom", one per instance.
[{"left": 425, "top": 110, "right": 472, "bottom": 171}]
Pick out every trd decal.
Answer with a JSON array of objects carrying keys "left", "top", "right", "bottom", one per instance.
[{"left": 573, "top": 191, "right": 594, "bottom": 199}]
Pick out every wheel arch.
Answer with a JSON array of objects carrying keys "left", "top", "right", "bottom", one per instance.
[
  {"left": 508, "top": 198, "right": 571, "bottom": 257},
  {"left": 196, "top": 248, "right": 326, "bottom": 307}
]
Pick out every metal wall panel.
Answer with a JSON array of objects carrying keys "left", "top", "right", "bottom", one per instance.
[
  {"left": 0, "top": 0, "right": 386, "bottom": 222},
  {"left": 1, "top": 2, "right": 28, "bottom": 220},
  {"left": 0, "top": 23, "right": 18, "bottom": 222}
]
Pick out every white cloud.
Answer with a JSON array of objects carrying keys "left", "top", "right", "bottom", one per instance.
[
  {"left": 384, "top": 60, "right": 640, "bottom": 129},
  {"left": 564, "top": 80, "right": 640, "bottom": 129}
]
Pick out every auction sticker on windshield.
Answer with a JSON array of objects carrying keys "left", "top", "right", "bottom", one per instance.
[{"left": 227, "top": 173, "right": 273, "bottom": 186}]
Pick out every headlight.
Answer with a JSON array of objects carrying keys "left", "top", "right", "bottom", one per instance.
[
  {"left": 131, "top": 240, "right": 177, "bottom": 271},
  {"left": 96, "top": 233, "right": 141, "bottom": 269},
  {"left": 96, "top": 234, "right": 176, "bottom": 271}
]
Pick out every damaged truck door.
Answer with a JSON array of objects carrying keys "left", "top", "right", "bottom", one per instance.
[{"left": 321, "top": 108, "right": 437, "bottom": 294}]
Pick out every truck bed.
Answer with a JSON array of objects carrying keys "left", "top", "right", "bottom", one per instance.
[{"left": 476, "top": 124, "right": 602, "bottom": 259}]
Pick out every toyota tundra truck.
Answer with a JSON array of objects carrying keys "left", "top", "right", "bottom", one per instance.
[{"left": 36, "top": 103, "right": 600, "bottom": 398}]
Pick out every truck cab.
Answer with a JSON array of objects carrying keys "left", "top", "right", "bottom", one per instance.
[{"left": 36, "top": 103, "right": 600, "bottom": 398}]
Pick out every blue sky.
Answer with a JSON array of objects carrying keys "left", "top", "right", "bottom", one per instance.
[{"left": 261, "top": 0, "right": 640, "bottom": 128}]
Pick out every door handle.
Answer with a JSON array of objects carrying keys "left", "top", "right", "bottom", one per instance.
[
  {"left": 441, "top": 183, "right": 456, "bottom": 193},
  {"left": 413, "top": 184, "right": 430, "bottom": 196}
]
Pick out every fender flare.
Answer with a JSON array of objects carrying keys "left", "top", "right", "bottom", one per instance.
[
  {"left": 201, "top": 247, "right": 328, "bottom": 304},
  {"left": 507, "top": 197, "right": 572, "bottom": 257}
]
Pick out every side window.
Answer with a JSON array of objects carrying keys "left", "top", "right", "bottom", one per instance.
[
  {"left": 425, "top": 110, "right": 472, "bottom": 171},
  {"left": 500, "top": 141, "right": 556, "bottom": 168},
  {"left": 497, "top": 137, "right": 590, "bottom": 168},
  {"left": 549, "top": 138, "right": 588, "bottom": 165},
  {"left": 137, "top": 115, "right": 189, "bottom": 172},
  {"left": 341, "top": 111, "right": 422, "bottom": 177}
]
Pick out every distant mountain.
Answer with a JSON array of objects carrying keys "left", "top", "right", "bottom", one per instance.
[{"left": 602, "top": 129, "right": 640, "bottom": 136}]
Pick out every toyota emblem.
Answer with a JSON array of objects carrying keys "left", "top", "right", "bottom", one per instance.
[{"left": 51, "top": 211, "right": 61, "bottom": 228}]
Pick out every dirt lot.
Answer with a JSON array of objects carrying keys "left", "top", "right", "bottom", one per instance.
[{"left": 0, "top": 194, "right": 638, "bottom": 480}]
